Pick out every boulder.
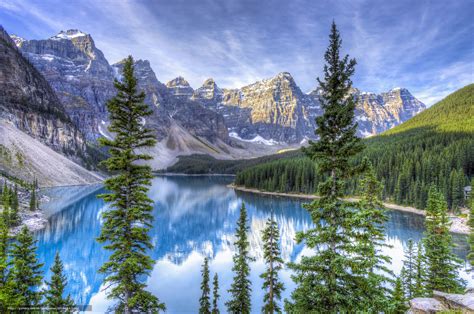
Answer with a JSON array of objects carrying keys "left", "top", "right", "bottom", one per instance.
[{"left": 408, "top": 298, "right": 446, "bottom": 313}]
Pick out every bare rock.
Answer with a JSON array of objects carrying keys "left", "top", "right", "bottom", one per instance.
[
  {"left": 409, "top": 298, "right": 446, "bottom": 313},
  {"left": 433, "top": 290, "right": 474, "bottom": 312}
]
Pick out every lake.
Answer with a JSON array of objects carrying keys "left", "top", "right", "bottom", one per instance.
[{"left": 37, "top": 175, "right": 471, "bottom": 313}]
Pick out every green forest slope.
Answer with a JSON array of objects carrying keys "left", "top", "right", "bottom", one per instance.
[{"left": 235, "top": 84, "right": 474, "bottom": 210}]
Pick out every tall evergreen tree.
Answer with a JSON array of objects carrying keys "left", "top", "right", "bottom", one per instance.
[
  {"left": 199, "top": 257, "right": 211, "bottom": 314},
  {"left": 352, "top": 162, "right": 392, "bottom": 311},
  {"left": 389, "top": 276, "right": 408, "bottom": 314},
  {"left": 401, "top": 239, "right": 416, "bottom": 299},
  {"left": 9, "top": 186, "right": 19, "bottom": 227},
  {"left": 212, "top": 273, "right": 220, "bottom": 314},
  {"left": 423, "top": 187, "right": 465, "bottom": 294},
  {"left": 1, "top": 185, "right": 10, "bottom": 228},
  {"left": 226, "top": 203, "right": 253, "bottom": 314},
  {"left": 29, "top": 187, "right": 36, "bottom": 211},
  {"left": 97, "top": 55, "right": 164, "bottom": 313},
  {"left": 0, "top": 216, "right": 8, "bottom": 286},
  {"left": 414, "top": 242, "right": 427, "bottom": 297},
  {"left": 260, "top": 214, "right": 284, "bottom": 314},
  {"left": 286, "top": 22, "right": 365, "bottom": 313},
  {"left": 44, "top": 252, "right": 75, "bottom": 312},
  {"left": 468, "top": 178, "right": 474, "bottom": 268},
  {"left": 8, "top": 226, "right": 43, "bottom": 308},
  {"left": 0, "top": 215, "right": 10, "bottom": 309}
]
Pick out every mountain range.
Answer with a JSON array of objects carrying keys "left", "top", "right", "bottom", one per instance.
[{"left": 1, "top": 27, "right": 427, "bottom": 184}]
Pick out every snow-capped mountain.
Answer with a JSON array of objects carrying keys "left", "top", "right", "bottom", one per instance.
[
  {"left": 6, "top": 27, "right": 426, "bottom": 168},
  {"left": 15, "top": 29, "right": 115, "bottom": 141}
]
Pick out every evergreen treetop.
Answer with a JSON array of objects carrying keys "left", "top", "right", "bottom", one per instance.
[
  {"left": 401, "top": 239, "right": 417, "bottom": 299},
  {"left": 199, "top": 257, "right": 211, "bottom": 314},
  {"left": 226, "top": 203, "right": 253, "bottom": 314},
  {"left": 44, "top": 251, "right": 75, "bottom": 312},
  {"left": 8, "top": 226, "right": 43, "bottom": 307},
  {"left": 260, "top": 213, "right": 284, "bottom": 314},
  {"left": 212, "top": 273, "right": 220, "bottom": 314}
]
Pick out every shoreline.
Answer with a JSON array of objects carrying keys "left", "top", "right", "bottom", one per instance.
[
  {"left": 229, "top": 184, "right": 469, "bottom": 235},
  {"left": 156, "top": 172, "right": 236, "bottom": 177}
]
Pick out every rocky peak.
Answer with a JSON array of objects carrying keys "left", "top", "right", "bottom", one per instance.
[
  {"left": 192, "top": 78, "right": 223, "bottom": 102},
  {"left": 166, "top": 76, "right": 194, "bottom": 98},
  {"left": 10, "top": 34, "right": 26, "bottom": 47},
  {"left": 51, "top": 29, "right": 88, "bottom": 40},
  {"left": 16, "top": 30, "right": 115, "bottom": 141},
  {"left": 382, "top": 87, "right": 426, "bottom": 122}
]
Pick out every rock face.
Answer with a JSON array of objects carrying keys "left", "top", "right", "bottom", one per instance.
[
  {"left": 352, "top": 87, "right": 426, "bottom": 137},
  {"left": 17, "top": 29, "right": 115, "bottom": 141},
  {"left": 166, "top": 76, "right": 194, "bottom": 99},
  {"left": 409, "top": 290, "right": 474, "bottom": 313},
  {"left": 192, "top": 73, "right": 426, "bottom": 144},
  {"left": 0, "top": 26, "right": 86, "bottom": 159}
]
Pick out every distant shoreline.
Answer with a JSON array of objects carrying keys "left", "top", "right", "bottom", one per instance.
[
  {"left": 156, "top": 172, "right": 236, "bottom": 177},
  {"left": 229, "top": 184, "right": 469, "bottom": 235}
]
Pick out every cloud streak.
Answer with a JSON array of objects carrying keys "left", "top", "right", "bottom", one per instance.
[{"left": 0, "top": 0, "right": 472, "bottom": 105}]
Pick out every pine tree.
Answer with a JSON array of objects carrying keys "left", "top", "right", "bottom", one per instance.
[
  {"left": 286, "top": 22, "right": 365, "bottom": 313},
  {"left": 423, "top": 187, "right": 465, "bottom": 294},
  {"left": 212, "top": 273, "right": 220, "bottom": 314},
  {"left": 260, "top": 214, "right": 284, "bottom": 314},
  {"left": 44, "top": 251, "right": 75, "bottom": 312},
  {"left": 401, "top": 239, "right": 416, "bottom": 299},
  {"left": 9, "top": 186, "right": 19, "bottom": 227},
  {"left": 414, "top": 242, "right": 427, "bottom": 297},
  {"left": 0, "top": 215, "right": 10, "bottom": 309},
  {"left": 0, "top": 216, "right": 8, "bottom": 286},
  {"left": 390, "top": 276, "right": 408, "bottom": 314},
  {"left": 352, "top": 162, "right": 392, "bottom": 311},
  {"left": 468, "top": 178, "right": 474, "bottom": 268},
  {"left": 199, "top": 257, "right": 211, "bottom": 314},
  {"left": 29, "top": 187, "right": 36, "bottom": 211},
  {"left": 1, "top": 183, "right": 8, "bottom": 208},
  {"left": 226, "top": 203, "right": 253, "bottom": 314},
  {"left": 1, "top": 185, "right": 10, "bottom": 228},
  {"left": 97, "top": 56, "right": 164, "bottom": 313},
  {"left": 8, "top": 226, "right": 43, "bottom": 308}
]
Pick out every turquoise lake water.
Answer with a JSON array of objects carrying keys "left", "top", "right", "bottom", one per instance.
[{"left": 37, "top": 175, "right": 471, "bottom": 313}]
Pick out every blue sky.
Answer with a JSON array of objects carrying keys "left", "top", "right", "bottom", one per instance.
[{"left": 1, "top": 0, "right": 472, "bottom": 105}]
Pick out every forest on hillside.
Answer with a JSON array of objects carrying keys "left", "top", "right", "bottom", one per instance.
[{"left": 235, "top": 84, "right": 474, "bottom": 210}]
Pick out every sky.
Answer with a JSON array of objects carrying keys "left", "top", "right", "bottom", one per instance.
[{"left": 1, "top": 0, "right": 472, "bottom": 105}]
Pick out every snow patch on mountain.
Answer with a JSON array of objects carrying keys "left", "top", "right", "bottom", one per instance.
[{"left": 51, "top": 29, "right": 87, "bottom": 40}]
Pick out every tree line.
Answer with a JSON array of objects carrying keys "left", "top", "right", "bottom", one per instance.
[{"left": 236, "top": 130, "right": 472, "bottom": 211}]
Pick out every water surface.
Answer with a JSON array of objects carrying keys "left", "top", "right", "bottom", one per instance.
[{"left": 37, "top": 176, "right": 471, "bottom": 313}]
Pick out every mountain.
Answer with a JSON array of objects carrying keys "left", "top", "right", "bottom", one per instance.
[
  {"left": 351, "top": 87, "right": 426, "bottom": 136},
  {"left": 192, "top": 72, "right": 317, "bottom": 144},
  {"left": 166, "top": 76, "right": 194, "bottom": 99},
  {"left": 15, "top": 29, "right": 115, "bottom": 141},
  {"left": 0, "top": 26, "right": 101, "bottom": 185},
  {"left": 233, "top": 84, "right": 474, "bottom": 210},
  {"left": 9, "top": 27, "right": 426, "bottom": 169},
  {"left": 191, "top": 73, "right": 426, "bottom": 143},
  {"left": 11, "top": 29, "right": 296, "bottom": 168}
]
